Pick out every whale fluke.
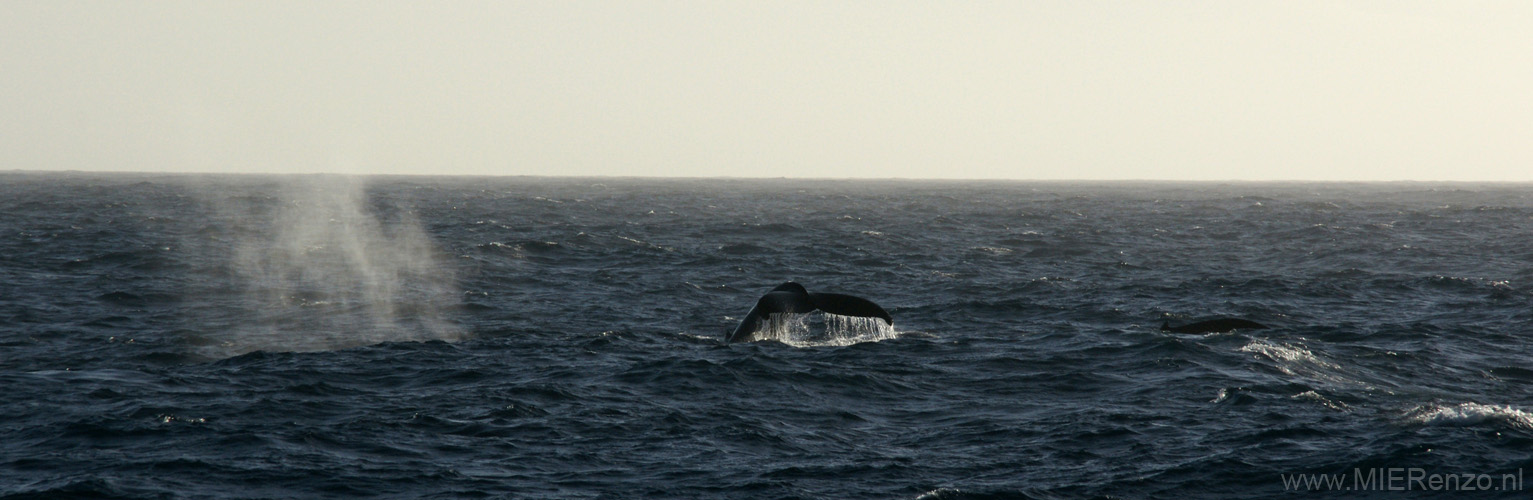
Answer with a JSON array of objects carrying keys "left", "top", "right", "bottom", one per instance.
[
  {"left": 728, "top": 282, "right": 892, "bottom": 343},
  {"left": 1161, "top": 318, "right": 1269, "bottom": 334},
  {"left": 807, "top": 293, "right": 892, "bottom": 324}
]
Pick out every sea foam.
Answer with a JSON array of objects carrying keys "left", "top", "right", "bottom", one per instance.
[{"left": 1406, "top": 403, "right": 1533, "bottom": 429}]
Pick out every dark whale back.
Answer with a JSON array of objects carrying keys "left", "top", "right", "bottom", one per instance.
[{"left": 1161, "top": 318, "right": 1268, "bottom": 334}]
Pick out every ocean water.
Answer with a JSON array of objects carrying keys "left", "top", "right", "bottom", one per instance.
[{"left": 3, "top": 172, "right": 1532, "bottom": 499}]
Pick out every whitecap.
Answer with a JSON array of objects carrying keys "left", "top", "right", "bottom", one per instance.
[
  {"left": 1239, "top": 339, "right": 1377, "bottom": 391},
  {"left": 1240, "top": 340, "right": 1342, "bottom": 374},
  {"left": 1292, "top": 390, "right": 1349, "bottom": 411},
  {"left": 914, "top": 488, "right": 963, "bottom": 500},
  {"left": 1406, "top": 403, "right": 1533, "bottom": 429}
]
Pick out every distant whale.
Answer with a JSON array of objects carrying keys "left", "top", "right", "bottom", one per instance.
[
  {"left": 728, "top": 282, "right": 892, "bottom": 343},
  {"left": 1161, "top": 318, "right": 1269, "bottom": 334}
]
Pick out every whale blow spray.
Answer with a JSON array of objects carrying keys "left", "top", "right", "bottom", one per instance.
[{"left": 208, "top": 176, "right": 461, "bottom": 355}]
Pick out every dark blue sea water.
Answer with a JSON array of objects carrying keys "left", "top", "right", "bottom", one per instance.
[{"left": 4, "top": 172, "right": 1533, "bottom": 499}]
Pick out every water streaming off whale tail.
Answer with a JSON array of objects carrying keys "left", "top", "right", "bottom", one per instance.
[
  {"left": 200, "top": 176, "right": 461, "bottom": 356},
  {"left": 749, "top": 312, "right": 899, "bottom": 347}
]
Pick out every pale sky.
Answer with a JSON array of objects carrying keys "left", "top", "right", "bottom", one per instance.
[{"left": 3, "top": 1, "right": 1529, "bottom": 180}]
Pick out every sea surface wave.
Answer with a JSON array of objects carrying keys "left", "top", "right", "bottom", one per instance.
[{"left": 3, "top": 173, "right": 1532, "bottom": 498}]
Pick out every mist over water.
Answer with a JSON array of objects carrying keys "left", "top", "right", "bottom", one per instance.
[{"left": 204, "top": 176, "right": 461, "bottom": 356}]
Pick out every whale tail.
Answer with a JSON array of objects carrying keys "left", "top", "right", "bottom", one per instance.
[
  {"left": 728, "top": 282, "right": 892, "bottom": 343},
  {"left": 809, "top": 293, "right": 893, "bottom": 325}
]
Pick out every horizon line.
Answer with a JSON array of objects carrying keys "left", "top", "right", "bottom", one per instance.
[{"left": 6, "top": 169, "right": 1533, "bottom": 184}]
